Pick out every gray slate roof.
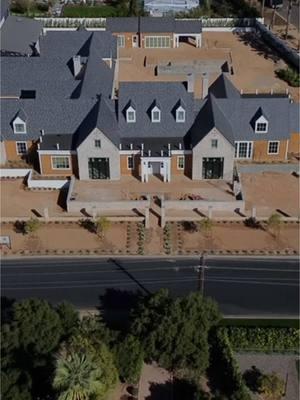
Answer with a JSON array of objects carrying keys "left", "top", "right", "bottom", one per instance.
[
  {"left": 118, "top": 81, "right": 195, "bottom": 139},
  {"left": 0, "top": 15, "right": 42, "bottom": 55},
  {"left": 0, "top": 0, "right": 9, "bottom": 22},
  {"left": 208, "top": 74, "right": 240, "bottom": 99},
  {"left": 106, "top": 17, "right": 202, "bottom": 33}
]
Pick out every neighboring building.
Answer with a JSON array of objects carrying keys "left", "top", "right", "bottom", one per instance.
[
  {"left": 1, "top": 18, "right": 299, "bottom": 182},
  {"left": 144, "top": 0, "right": 200, "bottom": 17},
  {"left": 106, "top": 16, "right": 202, "bottom": 48}
]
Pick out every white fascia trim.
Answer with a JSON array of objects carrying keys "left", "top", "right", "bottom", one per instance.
[
  {"left": 172, "top": 150, "right": 192, "bottom": 155},
  {"left": 120, "top": 150, "right": 140, "bottom": 155},
  {"left": 38, "top": 150, "right": 76, "bottom": 155}
]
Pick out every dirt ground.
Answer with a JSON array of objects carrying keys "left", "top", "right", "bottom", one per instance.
[
  {"left": 236, "top": 354, "right": 299, "bottom": 400},
  {"left": 241, "top": 172, "right": 300, "bottom": 217},
  {"left": 0, "top": 222, "right": 132, "bottom": 255},
  {"left": 1, "top": 179, "right": 66, "bottom": 217},
  {"left": 138, "top": 363, "right": 172, "bottom": 400},
  {"left": 179, "top": 222, "right": 299, "bottom": 253},
  {"left": 119, "top": 32, "right": 299, "bottom": 101},
  {"left": 1, "top": 220, "right": 298, "bottom": 255}
]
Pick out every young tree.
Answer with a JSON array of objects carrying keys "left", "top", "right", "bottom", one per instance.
[
  {"left": 199, "top": 218, "right": 213, "bottom": 238},
  {"left": 257, "top": 372, "right": 285, "bottom": 399},
  {"left": 130, "top": 289, "right": 220, "bottom": 373},
  {"left": 115, "top": 334, "right": 144, "bottom": 383},
  {"left": 95, "top": 216, "right": 111, "bottom": 238},
  {"left": 23, "top": 218, "right": 41, "bottom": 235},
  {"left": 267, "top": 213, "right": 282, "bottom": 238}
]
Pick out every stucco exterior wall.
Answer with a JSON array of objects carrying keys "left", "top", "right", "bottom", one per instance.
[
  {"left": 171, "top": 154, "right": 192, "bottom": 177},
  {"left": 252, "top": 140, "right": 288, "bottom": 162},
  {"left": 288, "top": 133, "right": 300, "bottom": 154},
  {"left": 113, "top": 32, "right": 138, "bottom": 48},
  {"left": 192, "top": 128, "right": 234, "bottom": 180},
  {"left": 77, "top": 128, "right": 120, "bottom": 180},
  {"left": 0, "top": 141, "right": 7, "bottom": 164},
  {"left": 4, "top": 140, "right": 34, "bottom": 162},
  {"left": 120, "top": 154, "right": 140, "bottom": 176}
]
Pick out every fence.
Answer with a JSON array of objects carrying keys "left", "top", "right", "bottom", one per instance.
[
  {"left": 36, "top": 16, "right": 264, "bottom": 29},
  {"left": 256, "top": 20, "right": 300, "bottom": 70},
  {"left": 0, "top": 168, "right": 69, "bottom": 189},
  {"left": 0, "top": 168, "right": 30, "bottom": 178}
]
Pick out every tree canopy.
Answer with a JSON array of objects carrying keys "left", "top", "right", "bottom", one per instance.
[{"left": 130, "top": 289, "right": 220, "bottom": 373}]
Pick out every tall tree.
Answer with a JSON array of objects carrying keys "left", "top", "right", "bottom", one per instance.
[
  {"left": 130, "top": 289, "right": 220, "bottom": 373},
  {"left": 115, "top": 334, "right": 144, "bottom": 383}
]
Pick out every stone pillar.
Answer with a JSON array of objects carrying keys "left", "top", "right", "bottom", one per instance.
[
  {"left": 251, "top": 207, "right": 256, "bottom": 219},
  {"left": 43, "top": 207, "right": 49, "bottom": 221},
  {"left": 145, "top": 207, "right": 150, "bottom": 229},
  {"left": 208, "top": 206, "right": 213, "bottom": 219}
]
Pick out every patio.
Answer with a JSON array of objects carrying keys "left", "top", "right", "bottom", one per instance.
[{"left": 71, "top": 175, "right": 235, "bottom": 203}]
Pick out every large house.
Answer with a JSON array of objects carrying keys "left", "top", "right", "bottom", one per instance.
[
  {"left": 144, "top": 0, "right": 200, "bottom": 17},
  {"left": 0, "top": 17, "right": 299, "bottom": 183}
]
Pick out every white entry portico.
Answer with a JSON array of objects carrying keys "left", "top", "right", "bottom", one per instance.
[{"left": 141, "top": 156, "right": 171, "bottom": 182}]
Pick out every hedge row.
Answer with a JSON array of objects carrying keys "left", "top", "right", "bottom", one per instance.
[
  {"left": 219, "top": 326, "right": 300, "bottom": 352},
  {"left": 208, "top": 329, "right": 251, "bottom": 399},
  {"left": 63, "top": 5, "right": 120, "bottom": 18}
]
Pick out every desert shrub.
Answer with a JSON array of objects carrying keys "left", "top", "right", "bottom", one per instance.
[
  {"left": 257, "top": 372, "right": 285, "bottom": 399},
  {"left": 244, "top": 217, "right": 261, "bottom": 229},
  {"left": 276, "top": 68, "right": 300, "bottom": 87}
]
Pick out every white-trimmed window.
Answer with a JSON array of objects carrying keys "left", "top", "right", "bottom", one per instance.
[
  {"left": 13, "top": 121, "right": 26, "bottom": 134},
  {"left": 177, "top": 156, "right": 185, "bottom": 170},
  {"left": 95, "top": 139, "right": 101, "bottom": 148},
  {"left": 51, "top": 156, "right": 70, "bottom": 169},
  {"left": 145, "top": 36, "right": 171, "bottom": 48},
  {"left": 127, "top": 156, "right": 134, "bottom": 169},
  {"left": 151, "top": 106, "right": 161, "bottom": 123},
  {"left": 117, "top": 35, "right": 125, "bottom": 48},
  {"left": 126, "top": 106, "right": 136, "bottom": 123},
  {"left": 16, "top": 141, "right": 27, "bottom": 155},
  {"left": 234, "top": 142, "right": 253, "bottom": 159},
  {"left": 268, "top": 141, "right": 280, "bottom": 155},
  {"left": 211, "top": 139, "right": 218, "bottom": 149},
  {"left": 255, "top": 116, "right": 268, "bottom": 133},
  {"left": 176, "top": 106, "right": 185, "bottom": 123}
]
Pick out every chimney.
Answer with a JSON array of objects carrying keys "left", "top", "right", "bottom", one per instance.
[
  {"left": 187, "top": 73, "right": 195, "bottom": 93},
  {"left": 72, "top": 55, "right": 81, "bottom": 77},
  {"left": 56, "top": 143, "right": 60, "bottom": 150},
  {"left": 130, "top": 143, "right": 133, "bottom": 150},
  {"left": 41, "top": 129, "right": 45, "bottom": 136},
  {"left": 119, "top": 143, "right": 122, "bottom": 150},
  {"left": 179, "top": 143, "right": 182, "bottom": 150},
  {"left": 161, "top": 150, "right": 163, "bottom": 157},
  {"left": 202, "top": 73, "right": 209, "bottom": 98},
  {"left": 37, "top": 143, "right": 40, "bottom": 149},
  {"left": 40, "top": 136, "right": 43, "bottom": 143}
]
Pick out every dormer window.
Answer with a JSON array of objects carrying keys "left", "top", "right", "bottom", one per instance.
[
  {"left": 13, "top": 119, "right": 26, "bottom": 134},
  {"left": 176, "top": 106, "right": 185, "bottom": 123},
  {"left": 151, "top": 106, "right": 161, "bottom": 123},
  {"left": 126, "top": 106, "right": 136, "bottom": 123},
  {"left": 255, "top": 115, "right": 268, "bottom": 133}
]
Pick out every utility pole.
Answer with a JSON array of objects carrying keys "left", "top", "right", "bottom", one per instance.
[
  {"left": 261, "top": 0, "right": 266, "bottom": 18},
  {"left": 196, "top": 252, "right": 208, "bottom": 295},
  {"left": 285, "top": 0, "right": 293, "bottom": 39},
  {"left": 271, "top": 5, "right": 277, "bottom": 29}
]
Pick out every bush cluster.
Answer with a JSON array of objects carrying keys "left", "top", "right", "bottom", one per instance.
[
  {"left": 163, "top": 223, "right": 172, "bottom": 254},
  {"left": 219, "top": 326, "right": 300, "bottom": 352},
  {"left": 137, "top": 222, "right": 145, "bottom": 254},
  {"left": 276, "top": 68, "right": 300, "bottom": 87}
]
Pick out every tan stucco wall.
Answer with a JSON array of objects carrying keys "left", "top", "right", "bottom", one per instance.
[
  {"left": 252, "top": 140, "right": 288, "bottom": 162},
  {"left": 120, "top": 154, "right": 141, "bottom": 176},
  {"left": 4, "top": 140, "right": 35, "bottom": 161},
  {"left": 171, "top": 154, "right": 192, "bottom": 177},
  {"left": 288, "top": 133, "right": 300, "bottom": 154},
  {"left": 39, "top": 154, "right": 77, "bottom": 176}
]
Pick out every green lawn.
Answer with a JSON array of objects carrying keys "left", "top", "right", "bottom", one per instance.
[{"left": 62, "top": 5, "right": 119, "bottom": 18}]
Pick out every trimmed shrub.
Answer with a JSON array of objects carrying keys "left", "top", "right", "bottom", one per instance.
[{"left": 276, "top": 68, "right": 300, "bottom": 87}]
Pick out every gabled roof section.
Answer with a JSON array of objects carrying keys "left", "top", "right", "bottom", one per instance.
[
  {"left": 0, "top": 0, "right": 9, "bottom": 21},
  {"left": 174, "top": 19, "right": 202, "bottom": 34},
  {"left": 0, "top": 15, "right": 42, "bottom": 55},
  {"left": 75, "top": 97, "right": 119, "bottom": 148},
  {"left": 14, "top": 108, "right": 27, "bottom": 122},
  {"left": 290, "top": 102, "right": 300, "bottom": 133},
  {"left": 189, "top": 94, "right": 234, "bottom": 146},
  {"left": 208, "top": 74, "right": 240, "bottom": 99}
]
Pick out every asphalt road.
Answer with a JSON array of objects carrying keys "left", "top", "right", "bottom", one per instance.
[
  {"left": 1, "top": 257, "right": 299, "bottom": 317},
  {"left": 277, "top": 0, "right": 300, "bottom": 29}
]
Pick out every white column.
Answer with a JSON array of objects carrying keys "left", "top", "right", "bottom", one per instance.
[{"left": 167, "top": 159, "right": 171, "bottom": 182}]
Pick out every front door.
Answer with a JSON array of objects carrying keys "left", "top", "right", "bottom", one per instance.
[
  {"left": 88, "top": 158, "right": 110, "bottom": 179},
  {"left": 202, "top": 157, "right": 224, "bottom": 179},
  {"left": 132, "top": 35, "right": 138, "bottom": 48}
]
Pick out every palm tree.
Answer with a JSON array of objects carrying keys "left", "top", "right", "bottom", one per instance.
[{"left": 53, "top": 352, "right": 104, "bottom": 400}]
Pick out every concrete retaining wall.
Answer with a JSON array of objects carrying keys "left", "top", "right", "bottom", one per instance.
[
  {"left": 163, "top": 199, "right": 245, "bottom": 212},
  {"left": 27, "top": 170, "right": 69, "bottom": 189},
  {"left": 238, "top": 163, "right": 299, "bottom": 174},
  {"left": 0, "top": 168, "right": 30, "bottom": 178}
]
